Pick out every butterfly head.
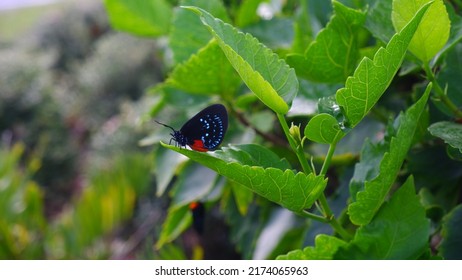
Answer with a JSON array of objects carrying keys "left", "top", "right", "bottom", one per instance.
[{"left": 155, "top": 120, "right": 188, "bottom": 147}]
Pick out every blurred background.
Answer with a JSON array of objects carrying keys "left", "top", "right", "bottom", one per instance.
[{"left": 0, "top": 0, "right": 182, "bottom": 259}]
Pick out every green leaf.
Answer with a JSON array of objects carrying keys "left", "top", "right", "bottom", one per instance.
[
  {"left": 365, "top": 0, "right": 394, "bottom": 43},
  {"left": 155, "top": 147, "right": 187, "bottom": 197},
  {"left": 103, "top": 0, "right": 172, "bottom": 37},
  {"left": 392, "top": 0, "right": 450, "bottom": 62},
  {"left": 305, "top": 113, "right": 345, "bottom": 144},
  {"left": 253, "top": 209, "right": 306, "bottom": 259},
  {"left": 436, "top": 44, "right": 462, "bottom": 116},
  {"left": 336, "top": 2, "right": 431, "bottom": 129},
  {"left": 219, "top": 144, "right": 291, "bottom": 170},
  {"left": 291, "top": 0, "right": 313, "bottom": 54},
  {"left": 160, "top": 143, "right": 327, "bottom": 212},
  {"left": 171, "top": 162, "right": 218, "bottom": 207},
  {"left": 230, "top": 181, "right": 254, "bottom": 215},
  {"left": 349, "top": 139, "right": 388, "bottom": 201},
  {"left": 337, "top": 176, "right": 430, "bottom": 259},
  {"left": 348, "top": 84, "right": 431, "bottom": 226},
  {"left": 439, "top": 204, "right": 462, "bottom": 259},
  {"left": 287, "top": 1, "right": 366, "bottom": 83},
  {"left": 428, "top": 122, "right": 462, "bottom": 153},
  {"left": 234, "top": 0, "right": 265, "bottom": 27},
  {"left": 277, "top": 234, "right": 347, "bottom": 260},
  {"left": 184, "top": 6, "right": 298, "bottom": 114},
  {"left": 243, "top": 18, "right": 294, "bottom": 50},
  {"left": 156, "top": 204, "right": 192, "bottom": 249},
  {"left": 166, "top": 40, "right": 241, "bottom": 96},
  {"left": 433, "top": 5, "right": 462, "bottom": 66},
  {"left": 170, "top": 0, "right": 230, "bottom": 64}
]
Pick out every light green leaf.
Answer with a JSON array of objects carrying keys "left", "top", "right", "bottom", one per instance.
[
  {"left": 155, "top": 147, "right": 187, "bottom": 197},
  {"left": 161, "top": 143, "right": 327, "bottom": 212},
  {"left": 338, "top": 176, "right": 430, "bottom": 259},
  {"left": 230, "top": 181, "right": 254, "bottom": 216},
  {"left": 166, "top": 40, "right": 241, "bottom": 96},
  {"left": 103, "top": 0, "right": 172, "bottom": 37},
  {"left": 170, "top": 0, "right": 230, "bottom": 64},
  {"left": 171, "top": 163, "right": 218, "bottom": 207},
  {"left": 156, "top": 204, "right": 192, "bottom": 249},
  {"left": 428, "top": 121, "right": 462, "bottom": 153},
  {"left": 234, "top": 0, "right": 265, "bottom": 27},
  {"left": 348, "top": 84, "right": 431, "bottom": 226},
  {"left": 392, "top": 0, "right": 450, "bottom": 62},
  {"left": 287, "top": 1, "right": 366, "bottom": 83},
  {"left": 305, "top": 113, "right": 345, "bottom": 144},
  {"left": 336, "top": 3, "right": 431, "bottom": 128},
  {"left": 439, "top": 204, "right": 462, "bottom": 259},
  {"left": 184, "top": 6, "right": 298, "bottom": 114},
  {"left": 277, "top": 234, "right": 347, "bottom": 260}
]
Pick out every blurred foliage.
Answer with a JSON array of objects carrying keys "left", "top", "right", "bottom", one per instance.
[
  {"left": 0, "top": 144, "right": 152, "bottom": 259},
  {"left": 0, "top": 0, "right": 166, "bottom": 259},
  {"left": 0, "top": 144, "right": 45, "bottom": 259},
  {"left": 0, "top": 47, "right": 79, "bottom": 212}
]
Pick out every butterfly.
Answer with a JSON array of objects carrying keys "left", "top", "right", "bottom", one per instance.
[{"left": 156, "top": 104, "right": 228, "bottom": 152}]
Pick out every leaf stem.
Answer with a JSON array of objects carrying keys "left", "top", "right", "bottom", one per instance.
[
  {"left": 277, "top": 113, "right": 313, "bottom": 174},
  {"left": 278, "top": 113, "right": 352, "bottom": 240},
  {"left": 320, "top": 142, "right": 337, "bottom": 176},
  {"left": 318, "top": 141, "right": 353, "bottom": 240},
  {"left": 423, "top": 63, "right": 462, "bottom": 118},
  {"left": 299, "top": 210, "right": 328, "bottom": 223}
]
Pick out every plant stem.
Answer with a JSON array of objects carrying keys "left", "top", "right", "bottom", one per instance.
[
  {"left": 299, "top": 210, "right": 328, "bottom": 223},
  {"left": 278, "top": 113, "right": 352, "bottom": 240},
  {"left": 328, "top": 214, "right": 354, "bottom": 241},
  {"left": 317, "top": 141, "right": 353, "bottom": 240},
  {"left": 232, "top": 107, "right": 288, "bottom": 147},
  {"left": 423, "top": 63, "right": 462, "bottom": 118},
  {"left": 319, "top": 142, "right": 337, "bottom": 177},
  {"left": 277, "top": 113, "right": 312, "bottom": 174}
]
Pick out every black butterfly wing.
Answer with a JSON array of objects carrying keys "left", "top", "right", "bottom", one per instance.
[{"left": 180, "top": 104, "right": 228, "bottom": 150}]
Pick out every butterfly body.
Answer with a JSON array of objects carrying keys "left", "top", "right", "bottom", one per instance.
[{"left": 158, "top": 104, "right": 228, "bottom": 152}]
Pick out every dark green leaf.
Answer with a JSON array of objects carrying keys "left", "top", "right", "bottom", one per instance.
[
  {"left": 365, "top": 0, "right": 394, "bottom": 42},
  {"left": 287, "top": 1, "right": 366, "bottom": 83},
  {"left": 243, "top": 18, "right": 294, "bottom": 50},
  {"left": 428, "top": 121, "right": 462, "bottom": 153},
  {"left": 439, "top": 204, "right": 462, "bottom": 259},
  {"left": 349, "top": 139, "right": 388, "bottom": 201},
  {"left": 348, "top": 84, "right": 430, "bottom": 225},
  {"left": 436, "top": 44, "right": 462, "bottom": 116},
  {"left": 338, "top": 176, "right": 430, "bottom": 259}
]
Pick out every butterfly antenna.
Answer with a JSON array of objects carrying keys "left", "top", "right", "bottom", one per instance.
[{"left": 155, "top": 120, "right": 177, "bottom": 132}]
